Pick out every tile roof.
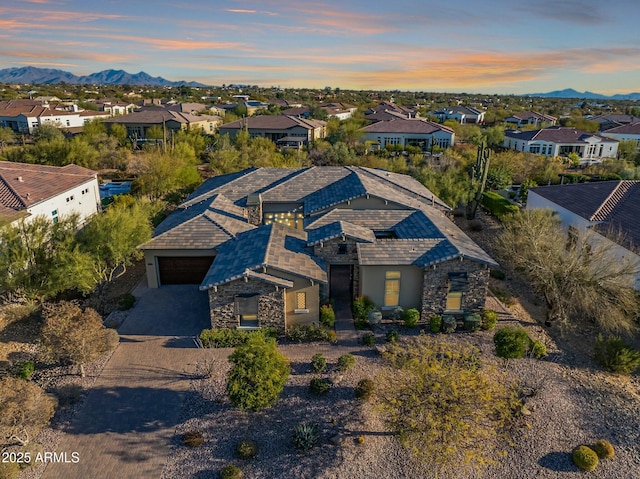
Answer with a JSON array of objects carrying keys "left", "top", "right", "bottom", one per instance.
[
  {"left": 306, "top": 209, "right": 414, "bottom": 230},
  {"left": 102, "top": 109, "right": 220, "bottom": 125},
  {"left": 360, "top": 118, "right": 453, "bottom": 135},
  {"left": 530, "top": 181, "right": 640, "bottom": 248},
  {"left": 219, "top": 115, "right": 326, "bottom": 131},
  {"left": 505, "top": 126, "right": 617, "bottom": 144},
  {"left": 602, "top": 122, "right": 640, "bottom": 135},
  {"left": 307, "top": 221, "right": 376, "bottom": 245},
  {"left": 200, "top": 223, "right": 327, "bottom": 289},
  {"left": 508, "top": 111, "right": 556, "bottom": 122},
  {"left": 0, "top": 161, "right": 96, "bottom": 211},
  {"left": 357, "top": 239, "right": 460, "bottom": 267}
]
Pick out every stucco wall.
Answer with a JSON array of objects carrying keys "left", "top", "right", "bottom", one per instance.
[
  {"left": 359, "top": 265, "right": 423, "bottom": 310},
  {"left": 26, "top": 178, "right": 100, "bottom": 226}
]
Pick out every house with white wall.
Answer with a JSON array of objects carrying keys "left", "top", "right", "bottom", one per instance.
[
  {"left": 526, "top": 181, "right": 640, "bottom": 290},
  {"left": 503, "top": 126, "right": 618, "bottom": 164},
  {"left": 0, "top": 161, "right": 100, "bottom": 226},
  {"left": 600, "top": 122, "right": 640, "bottom": 150},
  {"left": 430, "top": 106, "right": 485, "bottom": 124},
  {"left": 504, "top": 111, "right": 557, "bottom": 128},
  {"left": 359, "top": 118, "right": 455, "bottom": 151},
  {"left": 0, "top": 102, "right": 109, "bottom": 134}
]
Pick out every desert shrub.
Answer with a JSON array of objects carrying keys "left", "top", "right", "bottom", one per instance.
[
  {"left": 429, "top": 314, "right": 442, "bottom": 333},
  {"left": 16, "top": 442, "right": 43, "bottom": 470},
  {"left": 468, "top": 219, "right": 483, "bottom": 231},
  {"left": 328, "top": 330, "right": 337, "bottom": 343},
  {"left": 235, "top": 439, "right": 258, "bottom": 459},
  {"left": 442, "top": 315, "right": 457, "bottom": 333},
  {"left": 403, "top": 308, "right": 420, "bottom": 328},
  {"left": 354, "top": 318, "right": 370, "bottom": 330},
  {"left": 481, "top": 310, "right": 498, "bottom": 331},
  {"left": 489, "top": 269, "right": 506, "bottom": 280},
  {"left": 199, "top": 327, "right": 277, "bottom": 348},
  {"left": 353, "top": 296, "right": 376, "bottom": 321},
  {"left": 386, "top": 329, "right": 399, "bottom": 343},
  {"left": 594, "top": 335, "right": 640, "bottom": 375},
  {"left": 0, "top": 461, "right": 19, "bottom": 479},
  {"left": 311, "top": 353, "right": 327, "bottom": 373},
  {"left": 592, "top": 439, "right": 615, "bottom": 459},
  {"left": 16, "top": 361, "right": 35, "bottom": 379},
  {"left": 463, "top": 313, "right": 482, "bottom": 332},
  {"left": 355, "top": 378, "right": 375, "bottom": 400},
  {"left": 309, "top": 377, "right": 331, "bottom": 395},
  {"left": 493, "top": 327, "right": 530, "bottom": 359},
  {"left": 529, "top": 340, "right": 547, "bottom": 359},
  {"left": 357, "top": 435, "right": 365, "bottom": 444},
  {"left": 390, "top": 306, "right": 404, "bottom": 321},
  {"left": 361, "top": 332, "right": 376, "bottom": 346},
  {"left": 481, "top": 191, "right": 519, "bottom": 220},
  {"left": 572, "top": 445, "right": 599, "bottom": 472},
  {"left": 293, "top": 422, "right": 319, "bottom": 451},
  {"left": 286, "top": 324, "right": 335, "bottom": 343},
  {"left": 182, "top": 430, "right": 204, "bottom": 447},
  {"left": 319, "top": 304, "right": 335, "bottom": 328},
  {"left": 117, "top": 293, "right": 136, "bottom": 310},
  {"left": 226, "top": 335, "right": 290, "bottom": 411},
  {"left": 337, "top": 353, "right": 355, "bottom": 372},
  {"left": 55, "top": 383, "right": 84, "bottom": 407},
  {"left": 220, "top": 464, "right": 243, "bottom": 479}
]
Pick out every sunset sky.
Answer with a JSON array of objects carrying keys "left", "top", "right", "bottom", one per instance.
[{"left": 2, "top": 0, "right": 639, "bottom": 94}]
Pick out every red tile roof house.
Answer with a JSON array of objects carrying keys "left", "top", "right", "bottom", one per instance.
[
  {"left": 359, "top": 118, "right": 455, "bottom": 151},
  {"left": 139, "top": 167, "right": 497, "bottom": 333},
  {"left": 527, "top": 180, "right": 640, "bottom": 290},
  {"left": 503, "top": 126, "right": 619, "bottom": 165},
  {"left": 0, "top": 161, "right": 100, "bottom": 226},
  {"left": 0, "top": 101, "right": 109, "bottom": 135}
]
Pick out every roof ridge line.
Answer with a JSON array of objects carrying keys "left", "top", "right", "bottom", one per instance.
[
  {"left": 590, "top": 181, "right": 627, "bottom": 221},
  {"left": 0, "top": 175, "right": 26, "bottom": 209}
]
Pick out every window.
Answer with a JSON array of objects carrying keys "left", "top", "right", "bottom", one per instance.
[
  {"left": 235, "top": 294, "right": 259, "bottom": 328},
  {"left": 51, "top": 209, "right": 58, "bottom": 224},
  {"left": 337, "top": 243, "right": 348, "bottom": 255},
  {"left": 296, "top": 292, "right": 306, "bottom": 309},
  {"left": 384, "top": 271, "right": 401, "bottom": 307},
  {"left": 446, "top": 272, "right": 468, "bottom": 311}
]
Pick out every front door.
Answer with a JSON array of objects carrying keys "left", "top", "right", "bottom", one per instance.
[{"left": 329, "top": 264, "right": 352, "bottom": 302}]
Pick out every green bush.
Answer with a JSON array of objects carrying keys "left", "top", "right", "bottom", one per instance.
[
  {"left": 311, "top": 353, "right": 327, "bottom": 373},
  {"left": 285, "top": 324, "right": 336, "bottom": 343},
  {"left": 592, "top": 439, "right": 615, "bottom": 459},
  {"left": 463, "top": 313, "right": 482, "bottom": 332},
  {"left": 361, "top": 332, "right": 376, "bottom": 346},
  {"left": 354, "top": 318, "right": 370, "bottom": 330},
  {"left": 337, "top": 353, "right": 355, "bottom": 372},
  {"left": 355, "top": 378, "right": 375, "bottom": 401},
  {"left": 293, "top": 422, "right": 319, "bottom": 451},
  {"left": 481, "top": 191, "right": 519, "bottom": 220},
  {"left": 529, "top": 340, "right": 547, "bottom": 359},
  {"left": 481, "top": 310, "right": 498, "bottom": 331},
  {"left": 319, "top": 305, "right": 335, "bottom": 328},
  {"left": 182, "top": 430, "right": 204, "bottom": 448},
  {"left": 235, "top": 440, "right": 258, "bottom": 459},
  {"left": 385, "top": 329, "right": 399, "bottom": 343},
  {"left": 594, "top": 335, "right": 640, "bottom": 375},
  {"left": 353, "top": 296, "right": 376, "bottom": 321},
  {"left": 429, "top": 315, "right": 442, "bottom": 333},
  {"left": 442, "top": 315, "right": 457, "bottom": 333},
  {"left": 309, "top": 377, "right": 331, "bottom": 395},
  {"left": 403, "top": 308, "right": 420, "bottom": 328},
  {"left": 17, "top": 361, "right": 35, "bottom": 379},
  {"left": 572, "top": 445, "right": 599, "bottom": 472},
  {"left": 0, "top": 461, "right": 19, "bottom": 479},
  {"left": 227, "top": 335, "right": 290, "bottom": 411},
  {"left": 220, "top": 464, "right": 243, "bottom": 479},
  {"left": 493, "top": 327, "right": 530, "bottom": 359},
  {"left": 199, "top": 327, "right": 277, "bottom": 348},
  {"left": 489, "top": 269, "right": 506, "bottom": 280},
  {"left": 117, "top": 293, "right": 136, "bottom": 310}
]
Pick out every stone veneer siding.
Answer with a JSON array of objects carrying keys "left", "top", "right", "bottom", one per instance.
[
  {"left": 208, "top": 278, "right": 286, "bottom": 334},
  {"left": 421, "top": 258, "right": 489, "bottom": 318},
  {"left": 313, "top": 238, "right": 360, "bottom": 301}
]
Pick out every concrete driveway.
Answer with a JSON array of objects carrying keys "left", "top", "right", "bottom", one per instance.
[{"left": 41, "top": 282, "right": 211, "bottom": 479}]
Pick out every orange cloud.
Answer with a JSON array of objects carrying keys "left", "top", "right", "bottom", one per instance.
[{"left": 226, "top": 9, "right": 257, "bottom": 13}]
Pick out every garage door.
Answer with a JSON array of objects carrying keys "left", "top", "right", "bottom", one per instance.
[{"left": 157, "top": 256, "right": 216, "bottom": 285}]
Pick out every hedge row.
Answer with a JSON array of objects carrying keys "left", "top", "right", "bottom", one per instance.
[{"left": 481, "top": 191, "right": 519, "bottom": 220}]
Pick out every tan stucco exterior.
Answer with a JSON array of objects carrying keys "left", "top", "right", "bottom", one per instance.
[{"left": 359, "top": 265, "right": 423, "bottom": 310}]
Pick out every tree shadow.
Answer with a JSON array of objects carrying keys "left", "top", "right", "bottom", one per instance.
[{"left": 538, "top": 451, "right": 575, "bottom": 472}]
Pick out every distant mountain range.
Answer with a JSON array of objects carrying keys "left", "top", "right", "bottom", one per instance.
[
  {"left": 527, "top": 88, "right": 640, "bottom": 101},
  {"left": 0, "top": 66, "right": 207, "bottom": 87}
]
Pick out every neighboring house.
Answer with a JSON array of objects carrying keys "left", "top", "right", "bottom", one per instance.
[
  {"left": 0, "top": 161, "right": 100, "bottom": 226},
  {"left": 319, "top": 102, "right": 358, "bottom": 120},
  {"left": 587, "top": 114, "right": 640, "bottom": 132},
  {"left": 0, "top": 101, "right": 109, "bottom": 134},
  {"left": 94, "top": 100, "right": 137, "bottom": 116},
  {"left": 218, "top": 115, "right": 326, "bottom": 146},
  {"left": 527, "top": 181, "right": 640, "bottom": 290},
  {"left": 139, "top": 167, "right": 497, "bottom": 333},
  {"left": 364, "top": 101, "right": 418, "bottom": 122},
  {"left": 503, "top": 126, "right": 618, "bottom": 163},
  {"left": 504, "top": 111, "right": 557, "bottom": 128},
  {"left": 359, "top": 118, "right": 455, "bottom": 150},
  {"left": 431, "top": 106, "right": 485, "bottom": 124},
  {"left": 600, "top": 122, "right": 640, "bottom": 150},
  {"left": 270, "top": 99, "right": 304, "bottom": 109},
  {"left": 280, "top": 106, "right": 312, "bottom": 119},
  {"left": 102, "top": 109, "right": 222, "bottom": 139}
]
